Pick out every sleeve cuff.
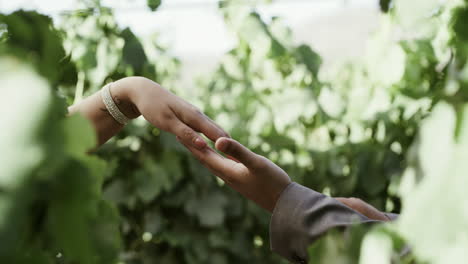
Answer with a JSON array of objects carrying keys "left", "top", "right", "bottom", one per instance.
[
  {"left": 270, "top": 182, "right": 309, "bottom": 263},
  {"left": 384, "top": 212, "right": 399, "bottom": 221},
  {"left": 269, "top": 182, "right": 374, "bottom": 263}
]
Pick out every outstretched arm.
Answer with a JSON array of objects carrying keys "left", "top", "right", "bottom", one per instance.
[
  {"left": 68, "top": 77, "right": 229, "bottom": 147},
  {"left": 178, "top": 136, "right": 389, "bottom": 217},
  {"left": 178, "top": 137, "right": 393, "bottom": 263}
]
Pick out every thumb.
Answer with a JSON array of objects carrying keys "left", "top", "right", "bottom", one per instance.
[{"left": 215, "top": 137, "right": 260, "bottom": 169}]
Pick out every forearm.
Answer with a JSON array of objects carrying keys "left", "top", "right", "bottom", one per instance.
[{"left": 68, "top": 77, "right": 142, "bottom": 146}]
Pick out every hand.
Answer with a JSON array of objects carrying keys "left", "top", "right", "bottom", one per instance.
[
  {"left": 177, "top": 137, "right": 291, "bottom": 212},
  {"left": 335, "top": 197, "right": 390, "bottom": 221},
  {"left": 119, "top": 77, "right": 229, "bottom": 148}
]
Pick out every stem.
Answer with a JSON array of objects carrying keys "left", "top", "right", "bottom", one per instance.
[{"left": 74, "top": 71, "right": 85, "bottom": 104}]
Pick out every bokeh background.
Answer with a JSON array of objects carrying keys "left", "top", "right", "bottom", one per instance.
[{"left": 1, "top": 0, "right": 468, "bottom": 263}]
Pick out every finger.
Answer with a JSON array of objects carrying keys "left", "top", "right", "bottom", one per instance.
[
  {"left": 204, "top": 114, "right": 231, "bottom": 138},
  {"left": 226, "top": 155, "right": 240, "bottom": 163},
  {"left": 336, "top": 198, "right": 389, "bottom": 221},
  {"left": 215, "top": 137, "right": 261, "bottom": 170},
  {"left": 178, "top": 137, "right": 243, "bottom": 178},
  {"left": 171, "top": 120, "right": 207, "bottom": 150},
  {"left": 185, "top": 110, "right": 229, "bottom": 141},
  {"left": 179, "top": 143, "right": 225, "bottom": 177},
  {"left": 172, "top": 103, "right": 229, "bottom": 142},
  {"left": 176, "top": 137, "right": 224, "bottom": 175}
]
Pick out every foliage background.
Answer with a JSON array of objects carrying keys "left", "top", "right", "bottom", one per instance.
[{"left": 1, "top": 0, "right": 468, "bottom": 263}]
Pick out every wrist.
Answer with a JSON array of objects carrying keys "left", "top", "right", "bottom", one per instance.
[
  {"left": 120, "top": 76, "right": 165, "bottom": 118},
  {"left": 269, "top": 178, "right": 292, "bottom": 213},
  {"left": 111, "top": 78, "right": 142, "bottom": 120}
]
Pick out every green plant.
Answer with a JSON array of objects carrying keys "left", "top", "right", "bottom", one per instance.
[{"left": 2, "top": 0, "right": 468, "bottom": 263}]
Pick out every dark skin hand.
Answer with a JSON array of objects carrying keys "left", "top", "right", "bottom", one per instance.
[
  {"left": 178, "top": 137, "right": 291, "bottom": 212},
  {"left": 179, "top": 136, "right": 391, "bottom": 221},
  {"left": 335, "top": 197, "right": 390, "bottom": 221}
]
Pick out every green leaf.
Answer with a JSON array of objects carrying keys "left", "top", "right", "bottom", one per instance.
[
  {"left": 134, "top": 169, "right": 163, "bottom": 203},
  {"left": 121, "top": 28, "right": 148, "bottom": 74},
  {"left": 147, "top": 0, "right": 162, "bottom": 12},
  {"left": 0, "top": 11, "right": 68, "bottom": 84},
  {"left": 46, "top": 161, "right": 97, "bottom": 264},
  {"left": 184, "top": 191, "right": 228, "bottom": 227},
  {"left": 308, "top": 225, "right": 368, "bottom": 263},
  {"left": 393, "top": 0, "right": 443, "bottom": 37},
  {"left": 89, "top": 200, "right": 122, "bottom": 264},
  {"left": 0, "top": 57, "right": 50, "bottom": 190},
  {"left": 295, "top": 44, "right": 322, "bottom": 77},
  {"left": 62, "top": 114, "right": 97, "bottom": 159},
  {"left": 379, "top": 0, "right": 392, "bottom": 13},
  {"left": 450, "top": 5, "right": 468, "bottom": 44},
  {"left": 397, "top": 103, "right": 468, "bottom": 263}
]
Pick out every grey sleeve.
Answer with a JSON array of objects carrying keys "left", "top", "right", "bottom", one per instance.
[
  {"left": 384, "top": 212, "right": 399, "bottom": 221},
  {"left": 269, "top": 182, "right": 382, "bottom": 264}
]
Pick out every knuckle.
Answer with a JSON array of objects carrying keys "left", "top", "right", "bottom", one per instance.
[
  {"left": 161, "top": 110, "right": 174, "bottom": 121},
  {"left": 238, "top": 166, "right": 250, "bottom": 179},
  {"left": 192, "top": 106, "right": 203, "bottom": 115},
  {"left": 252, "top": 155, "right": 268, "bottom": 170},
  {"left": 224, "top": 164, "right": 244, "bottom": 184},
  {"left": 183, "top": 113, "right": 197, "bottom": 124},
  {"left": 181, "top": 127, "right": 194, "bottom": 138}
]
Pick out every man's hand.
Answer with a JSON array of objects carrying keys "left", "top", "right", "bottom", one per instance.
[
  {"left": 179, "top": 136, "right": 391, "bottom": 220},
  {"left": 178, "top": 137, "right": 291, "bottom": 212},
  {"left": 335, "top": 197, "right": 390, "bottom": 221}
]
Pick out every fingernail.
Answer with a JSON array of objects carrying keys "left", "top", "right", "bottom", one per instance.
[
  {"left": 194, "top": 137, "right": 206, "bottom": 149},
  {"left": 215, "top": 138, "right": 228, "bottom": 152}
]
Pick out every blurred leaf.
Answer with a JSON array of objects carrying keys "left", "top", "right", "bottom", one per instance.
[
  {"left": 0, "top": 11, "right": 67, "bottom": 84},
  {"left": 62, "top": 114, "right": 97, "bottom": 159},
  {"left": 308, "top": 225, "right": 367, "bottom": 264},
  {"left": 0, "top": 57, "right": 50, "bottom": 190},
  {"left": 295, "top": 44, "right": 322, "bottom": 77},
  {"left": 5, "top": 0, "right": 468, "bottom": 263},
  {"left": 184, "top": 191, "right": 228, "bottom": 227},
  {"left": 379, "top": 0, "right": 392, "bottom": 13},
  {"left": 121, "top": 28, "right": 148, "bottom": 74},
  {"left": 397, "top": 103, "right": 468, "bottom": 263},
  {"left": 147, "top": 0, "right": 162, "bottom": 12}
]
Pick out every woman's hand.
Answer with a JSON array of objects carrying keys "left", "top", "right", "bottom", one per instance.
[
  {"left": 121, "top": 77, "right": 229, "bottom": 149},
  {"left": 69, "top": 77, "right": 228, "bottom": 147},
  {"left": 177, "top": 136, "right": 291, "bottom": 212}
]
